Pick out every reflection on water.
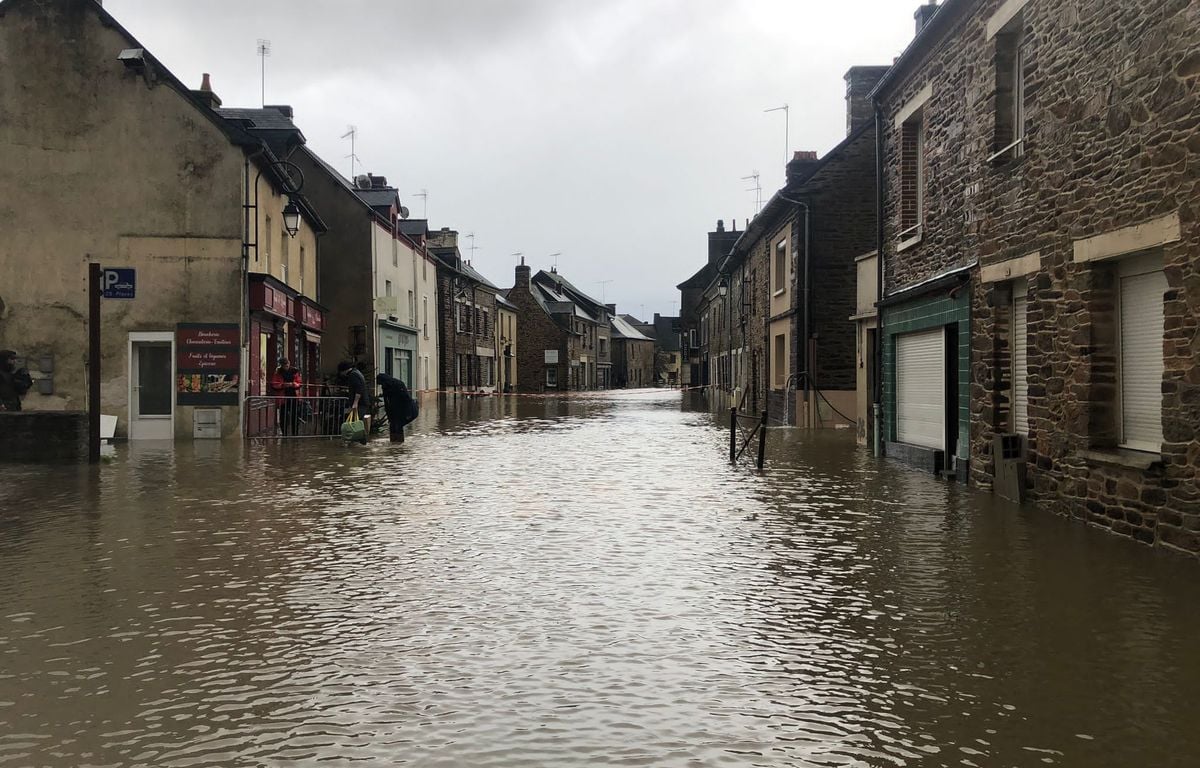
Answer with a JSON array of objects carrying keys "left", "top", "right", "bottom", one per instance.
[{"left": 2, "top": 391, "right": 1198, "bottom": 767}]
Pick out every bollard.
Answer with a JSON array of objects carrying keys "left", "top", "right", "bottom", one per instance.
[
  {"left": 729, "top": 407, "right": 737, "bottom": 463},
  {"left": 757, "top": 410, "right": 768, "bottom": 471}
]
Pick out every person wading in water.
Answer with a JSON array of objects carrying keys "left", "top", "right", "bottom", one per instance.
[{"left": 376, "top": 372, "right": 418, "bottom": 442}]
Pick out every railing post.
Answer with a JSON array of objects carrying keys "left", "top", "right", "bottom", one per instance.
[
  {"left": 729, "top": 406, "right": 737, "bottom": 463},
  {"left": 757, "top": 410, "right": 768, "bottom": 471}
]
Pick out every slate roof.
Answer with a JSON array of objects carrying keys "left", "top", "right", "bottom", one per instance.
[
  {"left": 536, "top": 270, "right": 604, "bottom": 311},
  {"left": 610, "top": 314, "right": 653, "bottom": 342},
  {"left": 214, "top": 107, "right": 302, "bottom": 133}
]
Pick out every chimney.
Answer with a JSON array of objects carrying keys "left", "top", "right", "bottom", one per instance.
[
  {"left": 786, "top": 150, "right": 819, "bottom": 185},
  {"left": 914, "top": 3, "right": 939, "bottom": 34},
  {"left": 606, "top": 303, "right": 617, "bottom": 314},
  {"left": 264, "top": 104, "right": 294, "bottom": 119},
  {"left": 515, "top": 260, "right": 532, "bottom": 290},
  {"left": 369, "top": 174, "right": 388, "bottom": 188},
  {"left": 192, "top": 73, "right": 222, "bottom": 109},
  {"left": 708, "top": 220, "right": 739, "bottom": 265},
  {"left": 844, "top": 66, "right": 890, "bottom": 134}
]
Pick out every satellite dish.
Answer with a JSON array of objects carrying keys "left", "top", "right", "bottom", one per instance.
[
  {"left": 399, "top": 205, "right": 410, "bottom": 220},
  {"left": 354, "top": 174, "right": 372, "bottom": 190}
]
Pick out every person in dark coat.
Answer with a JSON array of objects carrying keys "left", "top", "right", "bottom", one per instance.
[
  {"left": 0, "top": 350, "right": 33, "bottom": 412},
  {"left": 270, "top": 357, "right": 303, "bottom": 435},
  {"left": 376, "top": 373, "right": 416, "bottom": 442},
  {"left": 337, "top": 361, "right": 372, "bottom": 437}
]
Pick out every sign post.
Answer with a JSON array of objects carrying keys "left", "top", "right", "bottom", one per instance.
[{"left": 88, "top": 263, "right": 101, "bottom": 464}]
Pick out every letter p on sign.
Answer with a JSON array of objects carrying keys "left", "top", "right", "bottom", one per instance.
[{"left": 101, "top": 267, "right": 136, "bottom": 299}]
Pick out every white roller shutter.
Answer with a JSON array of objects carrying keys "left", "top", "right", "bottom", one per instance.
[
  {"left": 1012, "top": 294, "right": 1029, "bottom": 435},
  {"left": 897, "top": 329, "right": 945, "bottom": 449},
  {"left": 1119, "top": 257, "right": 1166, "bottom": 452}
]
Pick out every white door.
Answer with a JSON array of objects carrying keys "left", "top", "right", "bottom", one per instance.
[
  {"left": 1012, "top": 293, "right": 1029, "bottom": 435},
  {"left": 129, "top": 334, "right": 175, "bottom": 440},
  {"left": 896, "top": 328, "right": 945, "bottom": 450}
]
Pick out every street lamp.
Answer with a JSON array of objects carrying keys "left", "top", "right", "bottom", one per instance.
[
  {"left": 282, "top": 199, "right": 301, "bottom": 238},
  {"left": 718, "top": 277, "right": 729, "bottom": 296}
]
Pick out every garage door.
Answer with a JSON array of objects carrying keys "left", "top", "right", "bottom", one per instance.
[
  {"left": 896, "top": 328, "right": 945, "bottom": 450},
  {"left": 1012, "top": 294, "right": 1029, "bottom": 435}
]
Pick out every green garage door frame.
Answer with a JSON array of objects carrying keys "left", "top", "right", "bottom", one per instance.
[{"left": 882, "top": 288, "right": 971, "bottom": 468}]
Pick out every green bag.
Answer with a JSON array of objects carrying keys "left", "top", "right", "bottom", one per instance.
[{"left": 341, "top": 408, "right": 367, "bottom": 443}]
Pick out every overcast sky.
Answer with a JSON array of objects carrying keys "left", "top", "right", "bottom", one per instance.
[{"left": 106, "top": 0, "right": 916, "bottom": 320}]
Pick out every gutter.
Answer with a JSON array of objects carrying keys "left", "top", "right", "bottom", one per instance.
[{"left": 873, "top": 99, "right": 885, "bottom": 457}]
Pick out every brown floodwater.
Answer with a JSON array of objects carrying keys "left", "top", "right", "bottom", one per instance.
[{"left": 2, "top": 390, "right": 1198, "bottom": 767}]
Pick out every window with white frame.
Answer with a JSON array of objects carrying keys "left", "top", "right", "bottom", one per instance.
[
  {"left": 423, "top": 297, "right": 429, "bottom": 338},
  {"left": 545, "top": 366, "right": 558, "bottom": 387},
  {"left": 900, "top": 111, "right": 925, "bottom": 240},
  {"left": 991, "top": 12, "right": 1027, "bottom": 163},
  {"left": 1117, "top": 253, "right": 1167, "bottom": 453},
  {"left": 408, "top": 290, "right": 415, "bottom": 325},
  {"left": 773, "top": 239, "right": 787, "bottom": 294}
]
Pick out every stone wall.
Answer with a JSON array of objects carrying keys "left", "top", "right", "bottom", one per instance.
[
  {"left": 877, "top": 0, "right": 1200, "bottom": 555},
  {"left": 506, "top": 266, "right": 568, "bottom": 393},
  {"left": 0, "top": 412, "right": 88, "bottom": 464}
]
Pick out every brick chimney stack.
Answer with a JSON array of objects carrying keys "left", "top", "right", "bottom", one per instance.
[
  {"left": 193, "top": 73, "right": 222, "bottom": 109},
  {"left": 914, "top": 3, "right": 939, "bottom": 34},
  {"left": 786, "top": 150, "right": 820, "bottom": 186},
  {"left": 515, "top": 258, "right": 531, "bottom": 292},
  {"left": 844, "top": 66, "right": 890, "bottom": 134}
]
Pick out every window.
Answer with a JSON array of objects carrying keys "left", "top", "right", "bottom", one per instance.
[
  {"left": 281, "top": 226, "right": 290, "bottom": 283},
  {"left": 1118, "top": 254, "right": 1167, "bottom": 452},
  {"left": 456, "top": 303, "right": 465, "bottom": 333},
  {"left": 1011, "top": 281, "right": 1029, "bottom": 436},
  {"left": 408, "top": 290, "right": 415, "bottom": 325},
  {"left": 991, "top": 13, "right": 1026, "bottom": 163},
  {"left": 392, "top": 238, "right": 398, "bottom": 267},
  {"left": 546, "top": 366, "right": 558, "bottom": 387},
  {"left": 774, "top": 334, "right": 786, "bottom": 388},
  {"left": 599, "top": 338, "right": 607, "bottom": 357},
  {"left": 482, "top": 309, "right": 489, "bottom": 336},
  {"left": 423, "top": 297, "right": 429, "bottom": 338},
  {"left": 900, "top": 112, "right": 925, "bottom": 239},
  {"left": 299, "top": 246, "right": 306, "bottom": 295},
  {"left": 774, "top": 240, "right": 787, "bottom": 294},
  {"left": 385, "top": 280, "right": 393, "bottom": 296},
  {"left": 263, "top": 214, "right": 272, "bottom": 268}
]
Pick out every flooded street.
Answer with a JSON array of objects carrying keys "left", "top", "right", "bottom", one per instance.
[{"left": 2, "top": 390, "right": 1199, "bottom": 767}]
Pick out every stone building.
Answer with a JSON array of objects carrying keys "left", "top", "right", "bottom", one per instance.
[
  {"left": 292, "top": 151, "right": 440, "bottom": 394},
  {"left": 873, "top": 0, "right": 1200, "bottom": 555},
  {"left": 678, "top": 221, "right": 739, "bottom": 388},
  {"left": 688, "top": 66, "right": 884, "bottom": 425},
  {"left": 0, "top": 0, "right": 325, "bottom": 441},
  {"left": 505, "top": 261, "right": 609, "bottom": 392},
  {"left": 428, "top": 229, "right": 500, "bottom": 393},
  {"left": 611, "top": 315, "right": 656, "bottom": 389}
]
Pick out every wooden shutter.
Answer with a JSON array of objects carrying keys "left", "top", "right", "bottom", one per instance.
[
  {"left": 1119, "top": 258, "right": 1166, "bottom": 452},
  {"left": 897, "top": 329, "right": 945, "bottom": 450},
  {"left": 1012, "top": 293, "right": 1029, "bottom": 435}
]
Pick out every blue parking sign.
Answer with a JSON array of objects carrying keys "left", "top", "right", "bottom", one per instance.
[{"left": 101, "top": 268, "right": 136, "bottom": 299}]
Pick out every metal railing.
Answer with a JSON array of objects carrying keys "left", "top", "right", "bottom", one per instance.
[
  {"left": 245, "top": 395, "right": 351, "bottom": 438},
  {"left": 730, "top": 406, "right": 768, "bottom": 472}
]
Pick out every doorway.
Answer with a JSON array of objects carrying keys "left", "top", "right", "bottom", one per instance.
[{"left": 129, "top": 332, "right": 175, "bottom": 440}]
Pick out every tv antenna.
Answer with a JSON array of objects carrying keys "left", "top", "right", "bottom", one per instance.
[
  {"left": 341, "top": 126, "right": 359, "bottom": 178},
  {"left": 595, "top": 280, "right": 613, "bottom": 302},
  {"left": 742, "top": 171, "right": 763, "bottom": 216},
  {"left": 256, "top": 39, "right": 270, "bottom": 107},
  {"left": 413, "top": 189, "right": 428, "bottom": 219},
  {"left": 764, "top": 103, "right": 789, "bottom": 167},
  {"left": 466, "top": 232, "right": 478, "bottom": 264}
]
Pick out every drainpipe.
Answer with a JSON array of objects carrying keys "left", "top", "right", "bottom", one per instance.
[{"left": 873, "top": 97, "right": 886, "bottom": 458}]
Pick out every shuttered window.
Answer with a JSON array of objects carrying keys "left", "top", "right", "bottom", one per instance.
[
  {"left": 896, "top": 328, "right": 945, "bottom": 450},
  {"left": 1118, "top": 256, "right": 1166, "bottom": 452},
  {"left": 1012, "top": 291, "right": 1029, "bottom": 435}
]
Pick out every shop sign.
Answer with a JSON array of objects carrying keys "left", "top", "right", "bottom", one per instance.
[{"left": 176, "top": 323, "right": 240, "bottom": 406}]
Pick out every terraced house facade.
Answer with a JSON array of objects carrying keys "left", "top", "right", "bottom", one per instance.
[{"left": 875, "top": 0, "right": 1200, "bottom": 554}]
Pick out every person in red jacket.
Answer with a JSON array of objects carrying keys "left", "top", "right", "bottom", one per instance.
[{"left": 271, "top": 357, "right": 302, "bottom": 436}]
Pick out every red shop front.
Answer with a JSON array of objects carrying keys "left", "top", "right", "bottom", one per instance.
[{"left": 295, "top": 297, "right": 327, "bottom": 392}]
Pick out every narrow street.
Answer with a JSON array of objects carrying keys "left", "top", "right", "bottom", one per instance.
[{"left": 2, "top": 390, "right": 1199, "bottom": 767}]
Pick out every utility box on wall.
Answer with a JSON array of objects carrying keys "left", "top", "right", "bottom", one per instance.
[
  {"left": 993, "top": 433, "right": 1027, "bottom": 503},
  {"left": 193, "top": 409, "right": 222, "bottom": 439}
]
